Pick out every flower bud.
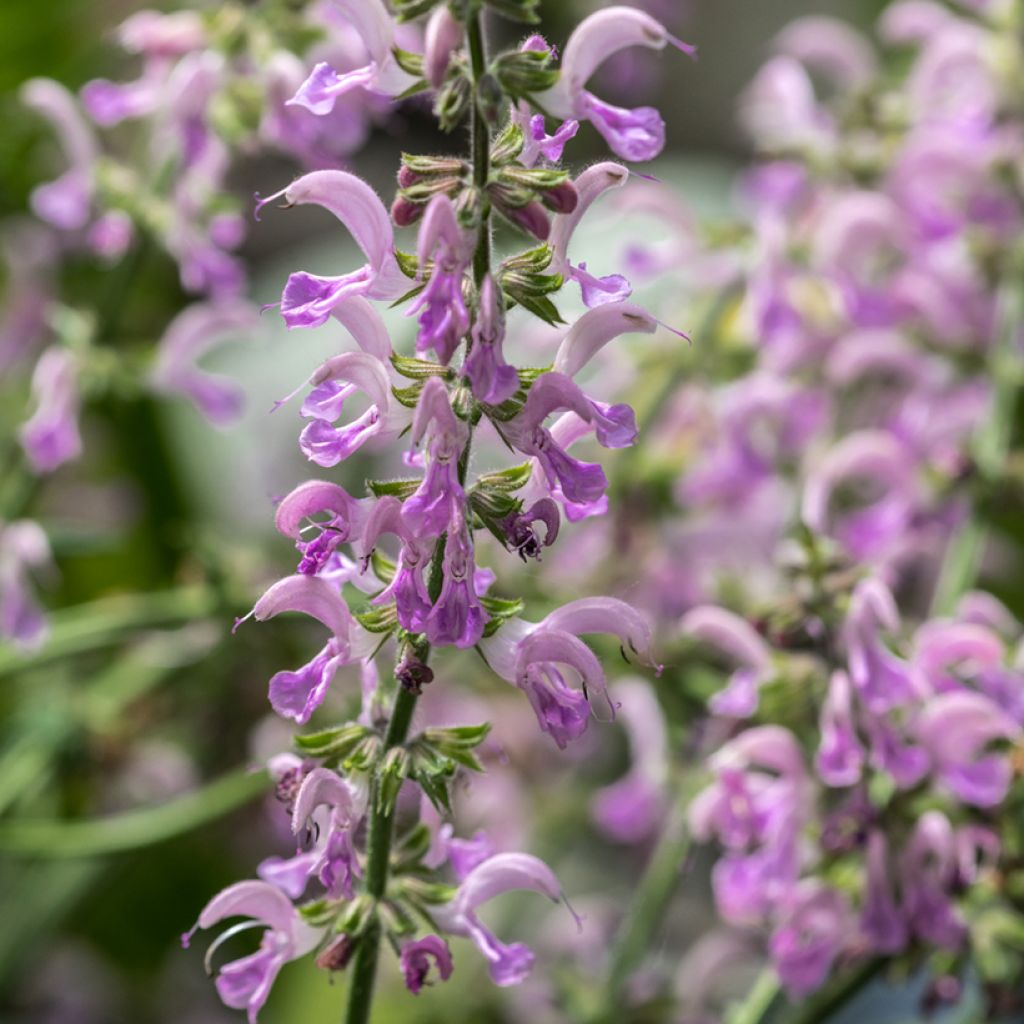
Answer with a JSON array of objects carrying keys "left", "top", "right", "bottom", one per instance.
[
  {"left": 424, "top": 6, "right": 463, "bottom": 89},
  {"left": 392, "top": 196, "right": 424, "bottom": 227}
]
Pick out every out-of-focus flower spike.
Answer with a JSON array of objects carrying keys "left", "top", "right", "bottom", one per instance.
[{"left": 553, "top": 301, "right": 657, "bottom": 378}]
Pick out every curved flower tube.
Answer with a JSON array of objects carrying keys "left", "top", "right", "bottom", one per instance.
[
  {"left": 183, "top": 880, "right": 323, "bottom": 1024},
  {"left": 914, "top": 690, "right": 1020, "bottom": 806},
  {"left": 257, "top": 170, "right": 407, "bottom": 328},
  {"left": 539, "top": 7, "right": 694, "bottom": 162},
  {"left": 18, "top": 347, "right": 82, "bottom": 473},
  {"left": 286, "top": 0, "right": 413, "bottom": 114},
  {"left": 434, "top": 853, "right": 564, "bottom": 986},
  {"left": 250, "top": 574, "right": 375, "bottom": 723},
  {"left": 681, "top": 605, "right": 774, "bottom": 718},
  {"left": 20, "top": 78, "right": 98, "bottom": 231},
  {"left": 297, "top": 350, "right": 407, "bottom": 467}
]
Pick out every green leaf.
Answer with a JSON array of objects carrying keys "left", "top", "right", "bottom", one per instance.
[
  {"left": 392, "top": 381, "right": 426, "bottom": 408},
  {"left": 392, "top": 45, "right": 426, "bottom": 74},
  {"left": 513, "top": 292, "right": 567, "bottom": 327},
  {"left": 474, "top": 462, "right": 534, "bottom": 492},
  {"left": 395, "top": 248, "right": 419, "bottom": 279},
  {"left": 355, "top": 604, "right": 399, "bottom": 635},
  {"left": 367, "top": 478, "right": 422, "bottom": 500},
  {"left": 295, "top": 723, "right": 373, "bottom": 760},
  {"left": 480, "top": 595, "right": 525, "bottom": 637},
  {"left": 379, "top": 747, "right": 411, "bottom": 816},
  {"left": 391, "top": 354, "right": 453, "bottom": 379},
  {"left": 371, "top": 549, "right": 397, "bottom": 585}
]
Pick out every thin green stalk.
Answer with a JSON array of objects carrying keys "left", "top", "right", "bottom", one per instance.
[
  {"left": 0, "top": 766, "right": 269, "bottom": 857},
  {"left": 931, "top": 276, "right": 1024, "bottom": 615},
  {"left": 0, "top": 585, "right": 216, "bottom": 678},
  {"left": 467, "top": 7, "right": 491, "bottom": 285},
  {"left": 728, "top": 969, "right": 784, "bottom": 1024},
  {"left": 602, "top": 790, "right": 692, "bottom": 1010}
]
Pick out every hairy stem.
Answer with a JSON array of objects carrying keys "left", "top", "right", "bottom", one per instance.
[{"left": 467, "top": 7, "right": 491, "bottom": 285}]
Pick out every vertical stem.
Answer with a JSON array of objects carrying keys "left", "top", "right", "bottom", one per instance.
[
  {"left": 345, "top": 685, "right": 420, "bottom": 1024},
  {"left": 602, "top": 793, "right": 691, "bottom": 1009},
  {"left": 931, "top": 277, "right": 1023, "bottom": 616},
  {"left": 467, "top": 7, "right": 491, "bottom": 286},
  {"left": 345, "top": 13, "right": 489, "bottom": 1019}
]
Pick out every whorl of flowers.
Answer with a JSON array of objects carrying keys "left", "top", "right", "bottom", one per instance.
[{"left": 184, "top": 3, "right": 690, "bottom": 1022}]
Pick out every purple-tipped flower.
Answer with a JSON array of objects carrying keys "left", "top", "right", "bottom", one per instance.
[
  {"left": 258, "top": 171, "right": 407, "bottom": 329},
  {"left": 424, "top": 512, "right": 489, "bottom": 649},
  {"left": 861, "top": 830, "right": 908, "bottom": 953},
  {"left": 844, "top": 578, "right": 925, "bottom": 713},
  {"left": 0, "top": 519, "right": 53, "bottom": 648},
  {"left": 434, "top": 852, "right": 565, "bottom": 987},
  {"left": 401, "top": 935, "right": 454, "bottom": 994},
  {"left": 816, "top": 671, "right": 865, "bottom": 787},
  {"left": 363, "top": 496, "right": 434, "bottom": 633},
  {"left": 249, "top": 574, "right": 375, "bottom": 723},
  {"left": 183, "top": 881, "right": 322, "bottom": 1024},
  {"left": 680, "top": 605, "right": 773, "bottom": 718},
  {"left": 480, "top": 597, "right": 658, "bottom": 747},
  {"left": 464, "top": 275, "right": 518, "bottom": 406},
  {"left": 19, "top": 347, "right": 82, "bottom": 473},
  {"left": 401, "top": 377, "right": 469, "bottom": 540},
  {"left": 899, "top": 811, "right": 966, "bottom": 949},
  {"left": 550, "top": 162, "right": 631, "bottom": 307},
  {"left": 297, "top": 351, "right": 406, "bottom": 467},
  {"left": 285, "top": 0, "right": 412, "bottom": 114},
  {"left": 273, "top": 480, "right": 374, "bottom": 575},
  {"left": 539, "top": 7, "right": 695, "bottom": 162},
  {"left": 407, "top": 195, "right": 473, "bottom": 364},
  {"left": 914, "top": 691, "right": 1020, "bottom": 807},
  {"left": 526, "top": 114, "right": 579, "bottom": 165},
  {"left": 424, "top": 7, "right": 463, "bottom": 90},
  {"left": 20, "top": 78, "right": 97, "bottom": 231},
  {"left": 769, "top": 883, "right": 851, "bottom": 997}
]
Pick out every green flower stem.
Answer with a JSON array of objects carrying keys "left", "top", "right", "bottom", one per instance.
[
  {"left": 467, "top": 4, "right": 491, "bottom": 286},
  {"left": 601, "top": 790, "right": 692, "bottom": 1012},
  {"left": 728, "top": 969, "right": 784, "bottom": 1024},
  {"left": 0, "top": 766, "right": 269, "bottom": 858},
  {"left": 344, "top": 685, "right": 420, "bottom": 1024},
  {"left": 0, "top": 585, "right": 216, "bottom": 679},
  {"left": 345, "top": 11, "right": 489, "bottom": 1019},
  {"left": 931, "top": 276, "right": 1024, "bottom": 616}
]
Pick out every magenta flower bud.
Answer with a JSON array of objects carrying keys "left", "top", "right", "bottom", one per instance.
[
  {"left": 392, "top": 195, "right": 424, "bottom": 227},
  {"left": 397, "top": 165, "right": 420, "bottom": 189},
  {"left": 502, "top": 200, "right": 551, "bottom": 241}
]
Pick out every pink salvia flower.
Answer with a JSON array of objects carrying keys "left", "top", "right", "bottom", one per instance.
[
  {"left": 257, "top": 170, "right": 407, "bottom": 328},
  {"left": 19, "top": 347, "right": 83, "bottom": 473},
  {"left": 539, "top": 7, "right": 695, "bottom": 162},
  {"left": 401, "top": 935, "right": 454, "bottom": 994}
]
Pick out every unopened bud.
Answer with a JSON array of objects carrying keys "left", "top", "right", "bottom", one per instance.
[
  {"left": 391, "top": 196, "right": 424, "bottom": 227},
  {"left": 316, "top": 934, "right": 356, "bottom": 973},
  {"left": 424, "top": 6, "right": 463, "bottom": 89}
]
